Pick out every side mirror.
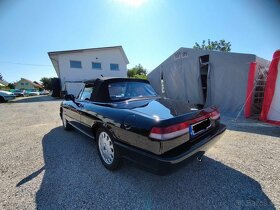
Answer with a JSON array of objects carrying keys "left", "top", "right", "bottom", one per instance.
[{"left": 65, "top": 94, "right": 75, "bottom": 101}]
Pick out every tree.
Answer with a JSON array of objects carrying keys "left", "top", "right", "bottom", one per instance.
[
  {"left": 193, "top": 39, "right": 231, "bottom": 52},
  {"left": 0, "top": 73, "right": 3, "bottom": 80},
  {"left": 132, "top": 74, "right": 148, "bottom": 79},
  {"left": 40, "top": 77, "right": 52, "bottom": 90},
  {"left": 8, "top": 83, "right": 15, "bottom": 89},
  {"left": 127, "top": 64, "right": 147, "bottom": 79}
]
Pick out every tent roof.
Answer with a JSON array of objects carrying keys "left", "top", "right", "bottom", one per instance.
[
  {"left": 151, "top": 47, "right": 267, "bottom": 71},
  {"left": 180, "top": 47, "right": 256, "bottom": 56}
]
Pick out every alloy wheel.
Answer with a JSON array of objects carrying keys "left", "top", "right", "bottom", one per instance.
[{"left": 98, "top": 131, "right": 114, "bottom": 164}]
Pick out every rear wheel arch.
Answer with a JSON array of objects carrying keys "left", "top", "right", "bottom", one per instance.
[
  {"left": 96, "top": 126, "right": 122, "bottom": 170},
  {"left": 91, "top": 122, "right": 117, "bottom": 138},
  {"left": 91, "top": 123, "right": 102, "bottom": 136}
]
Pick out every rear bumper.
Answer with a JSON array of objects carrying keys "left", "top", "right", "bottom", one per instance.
[{"left": 115, "top": 123, "right": 226, "bottom": 173}]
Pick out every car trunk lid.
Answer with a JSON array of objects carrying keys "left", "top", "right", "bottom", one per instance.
[{"left": 149, "top": 106, "right": 220, "bottom": 141}]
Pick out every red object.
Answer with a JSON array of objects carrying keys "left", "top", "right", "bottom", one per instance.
[
  {"left": 245, "top": 62, "right": 257, "bottom": 118},
  {"left": 151, "top": 122, "right": 189, "bottom": 134},
  {"left": 149, "top": 109, "right": 220, "bottom": 140},
  {"left": 260, "top": 50, "right": 280, "bottom": 124},
  {"left": 266, "top": 120, "right": 280, "bottom": 126}
]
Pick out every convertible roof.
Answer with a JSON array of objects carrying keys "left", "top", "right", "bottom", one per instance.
[
  {"left": 87, "top": 77, "right": 150, "bottom": 102},
  {"left": 85, "top": 77, "right": 149, "bottom": 85}
]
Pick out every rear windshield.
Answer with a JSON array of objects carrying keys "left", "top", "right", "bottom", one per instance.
[{"left": 108, "top": 82, "right": 157, "bottom": 100}]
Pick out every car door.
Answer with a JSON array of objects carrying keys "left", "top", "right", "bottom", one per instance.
[
  {"left": 75, "top": 86, "right": 96, "bottom": 137},
  {"left": 63, "top": 99, "right": 81, "bottom": 128}
]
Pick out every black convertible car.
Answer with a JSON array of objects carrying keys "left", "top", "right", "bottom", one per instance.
[{"left": 60, "top": 78, "right": 226, "bottom": 173}]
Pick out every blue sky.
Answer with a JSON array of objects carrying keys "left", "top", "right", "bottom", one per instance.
[{"left": 0, "top": 0, "right": 279, "bottom": 83}]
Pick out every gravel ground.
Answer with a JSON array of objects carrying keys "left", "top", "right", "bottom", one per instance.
[{"left": 0, "top": 96, "right": 279, "bottom": 210}]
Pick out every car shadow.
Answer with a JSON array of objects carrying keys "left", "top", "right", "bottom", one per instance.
[
  {"left": 221, "top": 116, "right": 280, "bottom": 138},
  {"left": 10, "top": 95, "right": 62, "bottom": 103},
  {"left": 17, "top": 127, "right": 275, "bottom": 210}
]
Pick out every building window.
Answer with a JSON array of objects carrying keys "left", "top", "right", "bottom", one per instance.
[
  {"left": 110, "top": 64, "right": 119, "bottom": 71},
  {"left": 174, "top": 52, "right": 181, "bottom": 60},
  {"left": 70, "top": 60, "right": 82, "bottom": 68},
  {"left": 182, "top": 51, "right": 188, "bottom": 58},
  {"left": 21, "top": 82, "right": 24, "bottom": 85},
  {"left": 25, "top": 82, "right": 28, "bottom": 85},
  {"left": 92, "top": 62, "right": 102, "bottom": 70}
]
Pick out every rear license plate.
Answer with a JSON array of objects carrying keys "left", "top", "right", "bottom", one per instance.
[{"left": 189, "top": 118, "right": 211, "bottom": 136}]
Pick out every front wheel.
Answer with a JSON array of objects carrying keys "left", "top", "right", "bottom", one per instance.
[
  {"left": 0, "top": 96, "right": 6, "bottom": 103},
  {"left": 96, "top": 127, "right": 122, "bottom": 170}
]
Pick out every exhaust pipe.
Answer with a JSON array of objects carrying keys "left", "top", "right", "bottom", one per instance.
[{"left": 197, "top": 156, "right": 203, "bottom": 162}]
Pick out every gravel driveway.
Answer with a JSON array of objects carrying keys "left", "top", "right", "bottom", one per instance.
[{"left": 0, "top": 96, "right": 279, "bottom": 210}]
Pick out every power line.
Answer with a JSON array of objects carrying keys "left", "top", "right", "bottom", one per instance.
[{"left": 0, "top": 61, "right": 52, "bottom": 67}]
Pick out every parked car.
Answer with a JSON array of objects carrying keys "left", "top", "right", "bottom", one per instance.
[
  {"left": 39, "top": 90, "right": 50, "bottom": 95},
  {"left": 26, "top": 89, "right": 40, "bottom": 96},
  {"left": 0, "top": 90, "right": 16, "bottom": 102},
  {"left": 60, "top": 78, "right": 226, "bottom": 173},
  {"left": 12, "top": 89, "right": 26, "bottom": 97}
]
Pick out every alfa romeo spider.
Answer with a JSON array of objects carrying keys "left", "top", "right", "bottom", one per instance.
[{"left": 60, "top": 78, "right": 226, "bottom": 173}]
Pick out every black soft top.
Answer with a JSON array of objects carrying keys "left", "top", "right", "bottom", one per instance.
[{"left": 84, "top": 77, "right": 150, "bottom": 102}]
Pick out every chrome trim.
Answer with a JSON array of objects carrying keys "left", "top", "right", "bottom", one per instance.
[{"left": 68, "top": 121, "right": 95, "bottom": 139}]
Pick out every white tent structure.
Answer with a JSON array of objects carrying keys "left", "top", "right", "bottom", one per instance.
[
  {"left": 148, "top": 48, "right": 270, "bottom": 116},
  {"left": 260, "top": 50, "right": 280, "bottom": 125}
]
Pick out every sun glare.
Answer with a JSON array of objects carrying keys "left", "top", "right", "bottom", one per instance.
[{"left": 113, "top": 0, "right": 147, "bottom": 7}]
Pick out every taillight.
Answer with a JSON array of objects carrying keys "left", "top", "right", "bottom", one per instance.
[
  {"left": 149, "top": 121, "right": 189, "bottom": 140},
  {"left": 149, "top": 108, "right": 220, "bottom": 141},
  {"left": 210, "top": 110, "right": 220, "bottom": 120}
]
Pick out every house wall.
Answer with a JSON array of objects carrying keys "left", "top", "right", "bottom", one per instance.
[
  {"left": 0, "top": 84, "right": 9, "bottom": 90},
  {"left": 15, "top": 79, "right": 36, "bottom": 90},
  {"left": 56, "top": 48, "right": 127, "bottom": 90},
  {"left": 0, "top": 82, "right": 8, "bottom": 90}
]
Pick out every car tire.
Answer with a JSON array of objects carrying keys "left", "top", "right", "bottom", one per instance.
[
  {"left": 96, "top": 127, "right": 122, "bottom": 170},
  {"left": 0, "top": 96, "right": 6, "bottom": 103},
  {"left": 61, "top": 111, "right": 73, "bottom": 131}
]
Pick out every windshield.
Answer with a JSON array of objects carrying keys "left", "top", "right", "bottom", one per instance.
[
  {"left": 108, "top": 82, "right": 157, "bottom": 101},
  {"left": 79, "top": 87, "right": 93, "bottom": 100}
]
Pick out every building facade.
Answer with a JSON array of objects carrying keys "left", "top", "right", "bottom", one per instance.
[
  {"left": 0, "top": 79, "right": 9, "bottom": 90},
  {"left": 48, "top": 46, "right": 129, "bottom": 96},
  {"left": 15, "top": 78, "right": 43, "bottom": 90}
]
